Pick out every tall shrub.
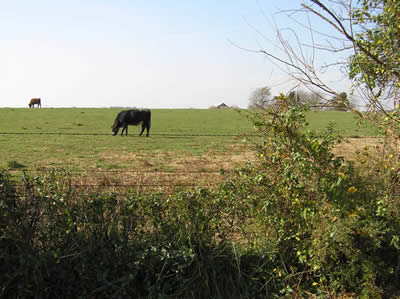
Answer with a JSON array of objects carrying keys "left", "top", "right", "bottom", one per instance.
[{"left": 233, "top": 96, "right": 400, "bottom": 295}]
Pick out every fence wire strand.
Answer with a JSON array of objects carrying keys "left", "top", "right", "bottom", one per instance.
[
  {"left": 0, "top": 130, "right": 382, "bottom": 194},
  {"left": 0, "top": 132, "right": 255, "bottom": 137}
]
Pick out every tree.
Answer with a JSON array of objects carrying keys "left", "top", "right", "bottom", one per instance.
[
  {"left": 287, "top": 89, "right": 323, "bottom": 108},
  {"left": 245, "top": 0, "right": 400, "bottom": 131},
  {"left": 299, "top": 1, "right": 400, "bottom": 113},
  {"left": 326, "top": 92, "right": 350, "bottom": 111},
  {"left": 348, "top": 0, "right": 400, "bottom": 110},
  {"left": 301, "top": 0, "right": 400, "bottom": 128},
  {"left": 248, "top": 86, "right": 273, "bottom": 109}
]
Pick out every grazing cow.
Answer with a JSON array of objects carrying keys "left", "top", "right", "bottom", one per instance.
[
  {"left": 29, "top": 98, "right": 41, "bottom": 108},
  {"left": 111, "top": 109, "right": 151, "bottom": 137}
]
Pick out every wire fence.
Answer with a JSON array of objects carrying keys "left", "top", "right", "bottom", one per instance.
[
  {"left": 0, "top": 128, "right": 385, "bottom": 195},
  {"left": 5, "top": 168, "right": 229, "bottom": 173},
  {"left": 0, "top": 131, "right": 382, "bottom": 140},
  {"left": 8, "top": 182, "right": 220, "bottom": 188},
  {"left": 0, "top": 132, "right": 255, "bottom": 137},
  {"left": 8, "top": 179, "right": 224, "bottom": 197},
  {"left": 8, "top": 180, "right": 223, "bottom": 198},
  {"left": 3, "top": 167, "right": 231, "bottom": 196},
  {"left": 0, "top": 130, "right": 248, "bottom": 193}
]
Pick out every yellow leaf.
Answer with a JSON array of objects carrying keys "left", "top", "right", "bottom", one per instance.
[
  {"left": 349, "top": 211, "right": 357, "bottom": 217},
  {"left": 347, "top": 186, "right": 358, "bottom": 194}
]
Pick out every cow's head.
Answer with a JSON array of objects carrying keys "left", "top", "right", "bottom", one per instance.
[{"left": 111, "top": 120, "right": 121, "bottom": 136}]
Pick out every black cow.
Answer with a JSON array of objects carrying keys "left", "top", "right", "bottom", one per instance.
[{"left": 111, "top": 109, "right": 151, "bottom": 137}]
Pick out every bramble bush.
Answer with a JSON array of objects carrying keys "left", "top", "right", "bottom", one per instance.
[
  {"left": 1, "top": 96, "right": 400, "bottom": 297},
  {"left": 232, "top": 95, "right": 400, "bottom": 296}
]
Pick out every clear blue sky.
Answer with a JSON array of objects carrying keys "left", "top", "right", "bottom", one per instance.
[{"left": 0, "top": 1, "right": 350, "bottom": 108}]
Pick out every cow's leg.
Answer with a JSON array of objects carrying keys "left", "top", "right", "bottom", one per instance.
[
  {"left": 120, "top": 123, "right": 129, "bottom": 136},
  {"left": 139, "top": 123, "right": 145, "bottom": 136},
  {"left": 123, "top": 125, "right": 128, "bottom": 136},
  {"left": 145, "top": 120, "right": 151, "bottom": 137}
]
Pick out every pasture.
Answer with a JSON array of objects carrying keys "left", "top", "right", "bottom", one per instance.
[
  {"left": 0, "top": 108, "right": 255, "bottom": 170},
  {"left": 0, "top": 108, "right": 379, "bottom": 192}
]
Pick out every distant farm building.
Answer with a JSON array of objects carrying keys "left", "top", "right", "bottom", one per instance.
[{"left": 216, "top": 103, "right": 229, "bottom": 109}]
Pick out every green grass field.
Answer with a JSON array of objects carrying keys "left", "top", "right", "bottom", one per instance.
[{"left": 0, "top": 108, "right": 378, "bottom": 170}]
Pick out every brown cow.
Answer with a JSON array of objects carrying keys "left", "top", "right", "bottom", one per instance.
[{"left": 29, "top": 98, "right": 41, "bottom": 108}]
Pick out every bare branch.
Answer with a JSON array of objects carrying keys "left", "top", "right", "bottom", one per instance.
[{"left": 306, "top": 0, "right": 400, "bottom": 80}]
